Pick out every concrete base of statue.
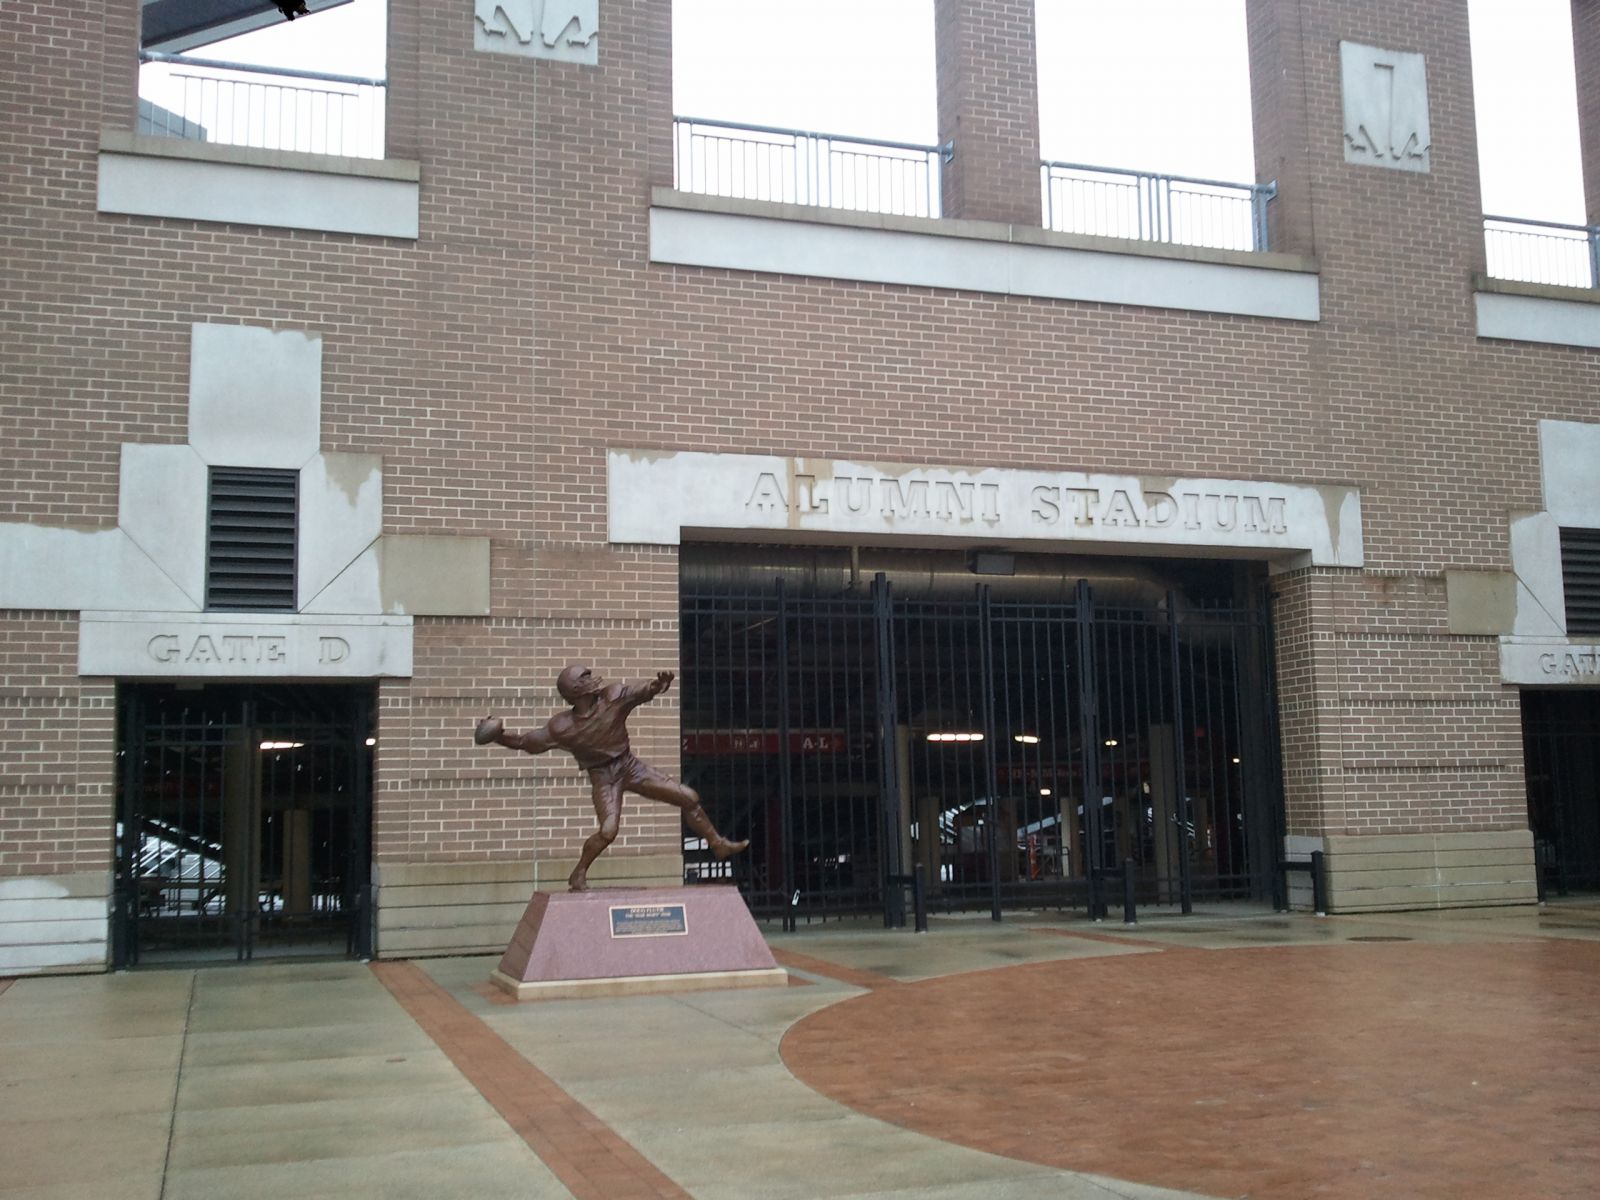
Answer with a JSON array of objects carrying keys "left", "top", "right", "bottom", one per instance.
[{"left": 489, "top": 884, "right": 787, "bottom": 1001}]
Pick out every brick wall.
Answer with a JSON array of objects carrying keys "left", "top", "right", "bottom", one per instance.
[
  {"left": 935, "top": 0, "right": 1042, "bottom": 223},
  {"left": 1247, "top": 0, "right": 1316, "bottom": 255},
  {"left": 1272, "top": 568, "right": 1527, "bottom": 839},
  {"left": 1, "top": 0, "right": 1598, "bottom": 912},
  {"left": 0, "top": 615, "right": 113, "bottom": 876}
]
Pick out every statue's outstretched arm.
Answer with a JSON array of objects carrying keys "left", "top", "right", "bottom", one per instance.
[
  {"left": 476, "top": 715, "right": 558, "bottom": 754},
  {"left": 619, "top": 671, "right": 674, "bottom": 709}
]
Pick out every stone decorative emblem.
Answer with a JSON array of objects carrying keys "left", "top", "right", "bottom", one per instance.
[
  {"left": 474, "top": 0, "right": 599, "bottom": 64},
  {"left": 1340, "top": 41, "right": 1431, "bottom": 172}
]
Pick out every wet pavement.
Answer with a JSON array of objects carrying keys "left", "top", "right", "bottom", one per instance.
[{"left": 2, "top": 901, "right": 1597, "bottom": 1199}]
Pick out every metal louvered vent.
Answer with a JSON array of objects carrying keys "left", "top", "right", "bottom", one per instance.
[
  {"left": 206, "top": 467, "right": 298, "bottom": 611},
  {"left": 1562, "top": 528, "right": 1600, "bottom": 636}
]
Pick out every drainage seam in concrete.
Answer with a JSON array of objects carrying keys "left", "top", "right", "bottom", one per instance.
[{"left": 157, "top": 972, "right": 199, "bottom": 1200}]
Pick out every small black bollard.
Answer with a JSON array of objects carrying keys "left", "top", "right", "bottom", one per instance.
[
  {"left": 1310, "top": 849, "right": 1329, "bottom": 916},
  {"left": 1122, "top": 858, "right": 1137, "bottom": 925},
  {"left": 886, "top": 872, "right": 928, "bottom": 931}
]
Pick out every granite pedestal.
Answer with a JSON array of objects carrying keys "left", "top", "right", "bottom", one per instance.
[{"left": 490, "top": 885, "right": 787, "bottom": 1000}]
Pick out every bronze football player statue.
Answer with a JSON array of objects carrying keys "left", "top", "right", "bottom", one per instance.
[{"left": 475, "top": 665, "right": 748, "bottom": 892}]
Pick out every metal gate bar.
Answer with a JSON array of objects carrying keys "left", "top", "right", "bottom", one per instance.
[
  {"left": 1076, "top": 579, "right": 1105, "bottom": 915},
  {"left": 873, "top": 575, "right": 901, "bottom": 927}
]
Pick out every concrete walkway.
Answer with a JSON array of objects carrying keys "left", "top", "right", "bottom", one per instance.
[{"left": 2, "top": 903, "right": 1597, "bottom": 1199}]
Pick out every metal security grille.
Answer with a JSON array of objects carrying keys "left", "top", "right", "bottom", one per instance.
[
  {"left": 679, "top": 586, "right": 881, "bottom": 921},
  {"left": 113, "top": 683, "right": 374, "bottom": 967},
  {"left": 1523, "top": 690, "right": 1600, "bottom": 894},
  {"left": 206, "top": 466, "right": 298, "bottom": 610},
  {"left": 1560, "top": 528, "right": 1600, "bottom": 636},
  {"left": 681, "top": 566, "right": 1282, "bottom": 924}
]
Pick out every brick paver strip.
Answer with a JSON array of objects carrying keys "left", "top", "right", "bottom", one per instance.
[
  {"left": 371, "top": 961, "right": 692, "bottom": 1200},
  {"left": 769, "top": 947, "right": 901, "bottom": 989},
  {"left": 782, "top": 940, "right": 1600, "bottom": 1199}
]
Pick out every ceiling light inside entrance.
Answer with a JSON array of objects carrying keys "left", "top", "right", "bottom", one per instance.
[
  {"left": 1013, "top": 734, "right": 1039, "bottom": 744},
  {"left": 259, "top": 740, "right": 304, "bottom": 751},
  {"left": 926, "top": 732, "right": 984, "bottom": 742}
]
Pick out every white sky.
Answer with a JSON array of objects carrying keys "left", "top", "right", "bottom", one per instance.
[{"left": 198, "top": 0, "right": 1587, "bottom": 223}]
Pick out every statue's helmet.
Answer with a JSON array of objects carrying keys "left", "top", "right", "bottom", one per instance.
[{"left": 557, "top": 664, "right": 600, "bottom": 703}]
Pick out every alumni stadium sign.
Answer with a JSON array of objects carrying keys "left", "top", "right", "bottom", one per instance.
[{"left": 608, "top": 450, "right": 1364, "bottom": 567}]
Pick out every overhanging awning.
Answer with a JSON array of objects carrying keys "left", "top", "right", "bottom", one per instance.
[{"left": 141, "top": 0, "right": 352, "bottom": 53}]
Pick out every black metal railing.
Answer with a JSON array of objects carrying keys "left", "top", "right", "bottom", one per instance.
[{"left": 673, "top": 116, "right": 948, "bottom": 218}]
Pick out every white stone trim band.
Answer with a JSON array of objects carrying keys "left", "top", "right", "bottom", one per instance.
[
  {"left": 1476, "top": 292, "right": 1600, "bottom": 350},
  {"left": 649, "top": 205, "right": 1320, "bottom": 322},
  {"left": 99, "top": 150, "right": 420, "bottom": 239}
]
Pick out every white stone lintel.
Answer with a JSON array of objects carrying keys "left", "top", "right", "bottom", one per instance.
[
  {"left": 79, "top": 611, "right": 414, "bottom": 678},
  {"left": 608, "top": 450, "right": 1363, "bottom": 567},
  {"left": 99, "top": 149, "right": 420, "bottom": 239},
  {"left": 1499, "top": 637, "right": 1600, "bottom": 686},
  {"left": 1476, "top": 292, "right": 1600, "bottom": 351}
]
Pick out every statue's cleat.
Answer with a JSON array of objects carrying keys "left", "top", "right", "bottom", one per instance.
[
  {"left": 474, "top": 716, "right": 504, "bottom": 745},
  {"left": 712, "top": 837, "right": 749, "bottom": 860},
  {"left": 567, "top": 873, "right": 590, "bottom": 892}
]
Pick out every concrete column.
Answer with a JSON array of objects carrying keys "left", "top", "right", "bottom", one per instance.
[
  {"left": 916, "top": 792, "right": 942, "bottom": 891},
  {"left": 934, "top": 0, "right": 1042, "bottom": 225},
  {"left": 1058, "top": 794, "right": 1077, "bottom": 880},
  {"left": 997, "top": 799, "right": 1019, "bottom": 882},
  {"left": 282, "top": 809, "right": 313, "bottom": 915},
  {"left": 1574, "top": 1, "right": 1600, "bottom": 224}
]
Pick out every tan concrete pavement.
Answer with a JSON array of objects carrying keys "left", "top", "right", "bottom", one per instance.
[{"left": 1, "top": 901, "right": 1596, "bottom": 1199}]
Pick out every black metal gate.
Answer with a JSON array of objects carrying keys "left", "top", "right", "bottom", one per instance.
[
  {"left": 114, "top": 683, "right": 375, "bottom": 967},
  {"left": 681, "top": 562, "right": 1282, "bottom": 923},
  {"left": 1523, "top": 689, "right": 1600, "bottom": 894}
]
